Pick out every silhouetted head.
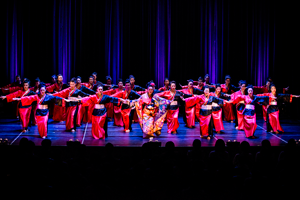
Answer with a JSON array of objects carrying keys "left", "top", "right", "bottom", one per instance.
[
  {"left": 41, "top": 139, "right": 52, "bottom": 147},
  {"left": 193, "top": 139, "right": 201, "bottom": 148},
  {"left": 215, "top": 139, "right": 225, "bottom": 152}
]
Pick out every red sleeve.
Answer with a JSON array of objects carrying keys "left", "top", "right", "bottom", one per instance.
[
  {"left": 111, "top": 91, "right": 124, "bottom": 98},
  {"left": 81, "top": 83, "right": 89, "bottom": 87},
  {"left": 158, "top": 87, "right": 165, "bottom": 91},
  {"left": 137, "top": 90, "right": 146, "bottom": 95},
  {"left": 46, "top": 84, "right": 56, "bottom": 93},
  {"left": 81, "top": 96, "right": 93, "bottom": 107},
  {"left": 103, "top": 89, "right": 114, "bottom": 95},
  {"left": 155, "top": 91, "right": 167, "bottom": 98},
  {"left": 290, "top": 94, "right": 293, "bottom": 103},
  {"left": 52, "top": 88, "right": 69, "bottom": 98},
  {"left": 185, "top": 95, "right": 204, "bottom": 108},
  {"left": 21, "top": 95, "right": 38, "bottom": 106},
  {"left": 6, "top": 90, "right": 22, "bottom": 103},
  {"left": 181, "top": 85, "right": 188, "bottom": 89},
  {"left": 256, "top": 93, "right": 270, "bottom": 97},
  {"left": 8, "top": 86, "right": 23, "bottom": 94},
  {"left": 231, "top": 95, "right": 245, "bottom": 104}
]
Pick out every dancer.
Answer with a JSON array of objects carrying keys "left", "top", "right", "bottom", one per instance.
[
  {"left": 0, "top": 79, "right": 36, "bottom": 132},
  {"left": 231, "top": 80, "right": 247, "bottom": 130},
  {"left": 134, "top": 82, "right": 171, "bottom": 138},
  {"left": 154, "top": 81, "right": 190, "bottom": 134},
  {"left": 15, "top": 83, "right": 65, "bottom": 138},
  {"left": 1, "top": 75, "right": 22, "bottom": 95},
  {"left": 129, "top": 75, "right": 146, "bottom": 92},
  {"left": 80, "top": 85, "right": 126, "bottom": 139},
  {"left": 179, "top": 79, "right": 202, "bottom": 128},
  {"left": 256, "top": 84, "right": 299, "bottom": 133},
  {"left": 46, "top": 74, "right": 69, "bottom": 122},
  {"left": 112, "top": 79, "right": 141, "bottom": 132},
  {"left": 209, "top": 84, "right": 229, "bottom": 133},
  {"left": 220, "top": 75, "right": 239, "bottom": 122},
  {"left": 52, "top": 78, "right": 90, "bottom": 132},
  {"left": 82, "top": 76, "right": 95, "bottom": 90},
  {"left": 158, "top": 78, "right": 170, "bottom": 91},
  {"left": 181, "top": 86, "right": 225, "bottom": 139},
  {"left": 231, "top": 86, "right": 270, "bottom": 138}
]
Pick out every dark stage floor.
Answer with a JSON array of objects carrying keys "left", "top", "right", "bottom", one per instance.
[{"left": 1, "top": 116, "right": 300, "bottom": 147}]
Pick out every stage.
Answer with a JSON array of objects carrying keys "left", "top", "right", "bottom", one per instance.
[{"left": 1, "top": 115, "right": 299, "bottom": 147}]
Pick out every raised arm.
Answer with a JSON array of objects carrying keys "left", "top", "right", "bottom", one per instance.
[
  {"left": 52, "top": 88, "right": 70, "bottom": 98},
  {"left": 20, "top": 95, "right": 38, "bottom": 106}
]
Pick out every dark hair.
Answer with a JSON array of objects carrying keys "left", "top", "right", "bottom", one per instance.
[
  {"left": 215, "top": 139, "right": 225, "bottom": 151},
  {"left": 164, "top": 78, "right": 169, "bottom": 82},
  {"left": 170, "top": 81, "right": 176, "bottom": 86},
  {"left": 106, "top": 76, "right": 112, "bottom": 80},
  {"left": 52, "top": 75, "right": 57, "bottom": 79},
  {"left": 147, "top": 81, "right": 155, "bottom": 88},
  {"left": 117, "top": 79, "right": 123, "bottom": 84},
  {"left": 39, "top": 82, "right": 46, "bottom": 90},
  {"left": 240, "top": 80, "right": 247, "bottom": 86},
  {"left": 225, "top": 75, "right": 231, "bottom": 80},
  {"left": 35, "top": 77, "right": 40, "bottom": 83},
  {"left": 215, "top": 84, "right": 221, "bottom": 89},
  {"left": 89, "top": 76, "right": 94, "bottom": 80},
  {"left": 187, "top": 79, "right": 194, "bottom": 84},
  {"left": 97, "top": 84, "right": 103, "bottom": 90},
  {"left": 247, "top": 85, "right": 253, "bottom": 90},
  {"left": 192, "top": 139, "right": 201, "bottom": 148},
  {"left": 198, "top": 77, "right": 203, "bottom": 81},
  {"left": 16, "top": 75, "right": 21, "bottom": 78},
  {"left": 125, "top": 79, "right": 131, "bottom": 85},
  {"left": 57, "top": 74, "right": 63, "bottom": 78},
  {"left": 23, "top": 79, "right": 30, "bottom": 87},
  {"left": 77, "top": 76, "right": 82, "bottom": 80},
  {"left": 70, "top": 77, "right": 77, "bottom": 83},
  {"left": 270, "top": 84, "right": 276, "bottom": 89},
  {"left": 203, "top": 85, "right": 210, "bottom": 90},
  {"left": 204, "top": 74, "right": 209, "bottom": 79},
  {"left": 129, "top": 75, "right": 135, "bottom": 80},
  {"left": 92, "top": 72, "right": 97, "bottom": 76}
]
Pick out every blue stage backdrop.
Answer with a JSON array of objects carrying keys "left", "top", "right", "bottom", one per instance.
[{"left": 3, "top": 0, "right": 292, "bottom": 89}]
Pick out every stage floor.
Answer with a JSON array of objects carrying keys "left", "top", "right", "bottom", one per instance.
[{"left": 1, "top": 116, "right": 300, "bottom": 147}]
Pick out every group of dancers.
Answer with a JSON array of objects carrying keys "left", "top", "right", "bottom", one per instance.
[{"left": 1, "top": 73, "right": 299, "bottom": 139}]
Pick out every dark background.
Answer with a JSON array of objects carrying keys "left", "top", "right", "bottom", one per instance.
[{"left": 2, "top": 0, "right": 300, "bottom": 118}]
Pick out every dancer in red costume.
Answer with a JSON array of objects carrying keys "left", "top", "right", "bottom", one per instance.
[
  {"left": 80, "top": 85, "right": 126, "bottom": 139},
  {"left": 231, "top": 80, "right": 247, "bottom": 130},
  {"left": 46, "top": 74, "right": 69, "bottom": 122},
  {"left": 178, "top": 79, "right": 202, "bottom": 128},
  {"left": 0, "top": 75, "right": 22, "bottom": 95},
  {"left": 52, "top": 78, "right": 90, "bottom": 132},
  {"left": 220, "top": 75, "right": 239, "bottom": 122},
  {"left": 16, "top": 83, "right": 65, "bottom": 138},
  {"left": 1, "top": 79, "right": 36, "bottom": 132},
  {"left": 154, "top": 81, "right": 190, "bottom": 134},
  {"left": 181, "top": 86, "right": 225, "bottom": 139},
  {"left": 231, "top": 86, "right": 270, "bottom": 138},
  {"left": 256, "top": 84, "right": 299, "bottom": 133},
  {"left": 75, "top": 76, "right": 96, "bottom": 127},
  {"left": 158, "top": 78, "right": 170, "bottom": 91},
  {"left": 112, "top": 79, "right": 141, "bottom": 132}
]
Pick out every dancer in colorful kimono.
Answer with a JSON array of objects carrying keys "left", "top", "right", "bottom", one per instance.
[
  {"left": 256, "top": 84, "right": 299, "bottom": 133},
  {"left": 220, "top": 75, "right": 239, "bottom": 122},
  {"left": 0, "top": 79, "right": 36, "bottom": 132},
  {"left": 154, "top": 81, "right": 191, "bottom": 134},
  {"left": 134, "top": 82, "right": 171, "bottom": 138},
  {"left": 231, "top": 86, "right": 270, "bottom": 138},
  {"left": 181, "top": 86, "right": 225, "bottom": 139},
  {"left": 178, "top": 79, "right": 202, "bottom": 128},
  {"left": 231, "top": 80, "right": 247, "bottom": 130},
  {"left": 46, "top": 74, "right": 69, "bottom": 122},
  {"left": 111, "top": 79, "right": 141, "bottom": 132},
  {"left": 15, "top": 83, "right": 65, "bottom": 138},
  {"left": 75, "top": 76, "right": 96, "bottom": 127},
  {"left": 80, "top": 85, "right": 126, "bottom": 139},
  {"left": 52, "top": 78, "right": 90, "bottom": 132},
  {"left": 158, "top": 78, "right": 170, "bottom": 91}
]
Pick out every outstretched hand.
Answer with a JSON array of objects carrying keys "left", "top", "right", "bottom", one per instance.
[
  {"left": 13, "top": 98, "right": 21, "bottom": 101},
  {"left": 180, "top": 96, "right": 185, "bottom": 101},
  {"left": 0, "top": 96, "right": 6, "bottom": 100}
]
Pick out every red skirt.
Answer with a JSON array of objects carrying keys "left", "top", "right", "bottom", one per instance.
[
  {"left": 185, "top": 106, "right": 196, "bottom": 127},
  {"left": 212, "top": 109, "right": 224, "bottom": 132},
  {"left": 269, "top": 111, "right": 284, "bottom": 132},
  {"left": 105, "top": 102, "right": 114, "bottom": 118},
  {"left": 83, "top": 103, "right": 94, "bottom": 123},
  {"left": 200, "top": 114, "right": 212, "bottom": 136},
  {"left": 121, "top": 108, "right": 131, "bottom": 130},
  {"left": 262, "top": 105, "right": 267, "bottom": 122},
  {"left": 65, "top": 106, "right": 77, "bottom": 130},
  {"left": 167, "top": 108, "right": 180, "bottom": 133},
  {"left": 195, "top": 104, "right": 201, "bottom": 122},
  {"left": 236, "top": 107, "right": 244, "bottom": 130},
  {"left": 114, "top": 105, "right": 124, "bottom": 126},
  {"left": 223, "top": 102, "right": 235, "bottom": 121},
  {"left": 92, "top": 113, "right": 107, "bottom": 139},
  {"left": 243, "top": 114, "right": 257, "bottom": 137},
  {"left": 19, "top": 107, "right": 32, "bottom": 129},
  {"left": 76, "top": 104, "right": 85, "bottom": 126},
  {"left": 36, "top": 113, "right": 49, "bottom": 138},
  {"left": 53, "top": 105, "right": 66, "bottom": 121},
  {"left": 32, "top": 104, "right": 37, "bottom": 125}
]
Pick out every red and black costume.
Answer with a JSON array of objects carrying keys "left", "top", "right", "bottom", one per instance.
[
  {"left": 21, "top": 94, "right": 64, "bottom": 138},
  {"left": 5, "top": 89, "right": 36, "bottom": 130},
  {"left": 220, "top": 83, "right": 239, "bottom": 122},
  {"left": 81, "top": 94, "right": 120, "bottom": 139}
]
